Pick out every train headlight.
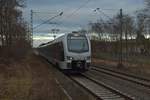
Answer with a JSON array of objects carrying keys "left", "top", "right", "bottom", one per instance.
[
  {"left": 87, "top": 56, "right": 91, "bottom": 60},
  {"left": 67, "top": 56, "right": 73, "bottom": 60}
]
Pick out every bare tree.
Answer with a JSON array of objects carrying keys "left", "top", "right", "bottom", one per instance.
[
  {"left": 0, "top": 0, "right": 31, "bottom": 46},
  {"left": 89, "top": 19, "right": 107, "bottom": 40},
  {"left": 0, "top": 0, "right": 31, "bottom": 57}
]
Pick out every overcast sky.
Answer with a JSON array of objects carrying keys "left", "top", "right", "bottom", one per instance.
[{"left": 23, "top": 0, "right": 145, "bottom": 46}]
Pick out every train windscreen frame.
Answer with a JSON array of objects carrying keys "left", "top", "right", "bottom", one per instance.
[{"left": 67, "top": 34, "right": 89, "bottom": 53}]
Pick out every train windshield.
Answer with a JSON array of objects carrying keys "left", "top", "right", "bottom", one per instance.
[{"left": 67, "top": 35, "right": 89, "bottom": 53}]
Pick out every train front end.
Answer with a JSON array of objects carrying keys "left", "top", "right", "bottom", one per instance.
[{"left": 64, "top": 33, "right": 91, "bottom": 72}]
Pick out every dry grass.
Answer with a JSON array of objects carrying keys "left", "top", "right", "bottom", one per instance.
[
  {"left": 91, "top": 40, "right": 150, "bottom": 76},
  {"left": 0, "top": 53, "right": 68, "bottom": 100},
  {"left": 92, "top": 58, "right": 150, "bottom": 76},
  {"left": 0, "top": 60, "right": 32, "bottom": 100}
]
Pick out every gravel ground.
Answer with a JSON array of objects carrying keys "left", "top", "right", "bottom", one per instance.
[
  {"left": 43, "top": 58, "right": 96, "bottom": 100},
  {"left": 86, "top": 70, "right": 150, "bottom": 100}
]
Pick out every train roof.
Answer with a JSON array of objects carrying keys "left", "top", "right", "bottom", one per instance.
[
  {"left": 38, "top": 34, "right": 65, "bottom": 48},
  {"left": 38, "top": 32, "right": 88, "bottom": 48}
]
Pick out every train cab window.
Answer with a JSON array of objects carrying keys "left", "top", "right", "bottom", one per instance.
[{"left": 67, "top": 34, "right": 89, "bottom": 53}]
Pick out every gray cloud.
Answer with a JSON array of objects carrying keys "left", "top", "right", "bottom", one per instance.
[{"left": 23, "top": 0, "right": 145, "bottom": 35}]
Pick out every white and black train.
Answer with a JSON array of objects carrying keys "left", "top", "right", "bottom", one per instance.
[{"left": 37, "top": 32, "right": 91, "bottom": 72}]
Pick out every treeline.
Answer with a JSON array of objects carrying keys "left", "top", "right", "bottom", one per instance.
[
  {"left": 89, "top": 0, "right": 150, "bottom": 41},
  {"left": 87, "top": 0, "right": 150, "bottom": 56},
  {"left": 0, "top": 0, "right": 31, "bottom": 58}
]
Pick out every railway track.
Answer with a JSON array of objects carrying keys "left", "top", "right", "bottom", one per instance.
[
  {"left": 91, "top": 65, "right": 150, "bottom": 88},
  {"left": 69, "top": 74, "right": 134, "bottom": 100}
]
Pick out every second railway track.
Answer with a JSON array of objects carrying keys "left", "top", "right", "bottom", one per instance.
[
  {"left": 91, "top": 65, "right": 150, "bottom": 88},
  {"left": 69, "top": 74, "right": 134, "bottom": 100}
]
